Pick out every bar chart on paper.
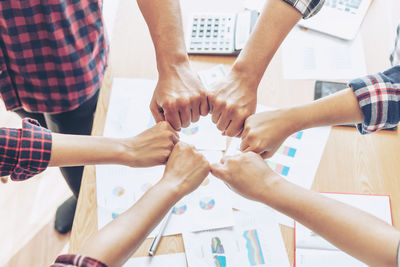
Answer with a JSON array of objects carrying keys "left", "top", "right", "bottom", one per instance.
[
  {"left": 227, "top": 110, "right": 331, "bottom": 189},
  {"left": 266, "top": 161, "right": 290, "bottom": 177}
]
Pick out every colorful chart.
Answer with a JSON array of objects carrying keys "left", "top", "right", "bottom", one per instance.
[
  {"left": 182, "top": 125, "right": 199, "bottom": 135},
  {"left": 172, "top": 202, "right": 188, "bottom": 215},
  {"left": 277, "top": 145, "right": 297, "bottom": 158},
  {"left": 141, "top": 182, "right": 153, "bottom": 193},
  {"left": 211, "top": 237, "right": 225, "bottom": 253},
  {"left": 243, "top": 229, "right": 265, "bottom": 266},
  {"left": 291, "top": 131, "right": 303, "bottom": 140},
  {"left": 113, "top": 186, "right": 125, "bottom": 197},
  {"left": 200, "top": 197, "right": 216, "bottom": 210},
  {"left": 213, "top": 255, "right": 227, "bottom": 267},
  {"left": 267, "top": 161, "right": 290, "bottom": 176}
]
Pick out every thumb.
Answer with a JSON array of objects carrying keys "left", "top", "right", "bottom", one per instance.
[
  {"left": 150, "top": 100, "right": 165, "bottom": 122},
  {"left": 210, "top": 163, "right": 229, "bottom": 181}
]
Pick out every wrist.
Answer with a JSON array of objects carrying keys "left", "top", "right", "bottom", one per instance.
[
  {"left": 230, "top": 63, "right": 261, "bottom": 93},
  {"left": 280, "top": 107, "right": 309, "bottom": 134},
  {"left": 154, "top": 178, "right": 183, "bottom": 203},
  {"left": 113, "top": 138, "right": 139, "bottom": 167},
  {"left": 156, "top": 52, "right": 190, "bottom": 77},
  {"left": 259, "top": 173, "right": 286, "bottom": 204}
]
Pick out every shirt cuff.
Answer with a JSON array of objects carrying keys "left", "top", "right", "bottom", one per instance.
[
  {"left": 11, "top": 118, "right": 52, "bottom": 181},
  {"left": 52, "top": 254, "right": 107, "bottom": 267},
  {"left": 349, "top": 66, "right": 400, "bottom": 134},
  {"left": 282, "top": 0, "right": 325, "bottom": 19}
]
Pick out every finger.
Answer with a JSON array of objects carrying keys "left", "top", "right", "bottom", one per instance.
[
  {"left": 240, "top": 125, "right": 250, "bottom": 140},
  {"left": 179, "top": 107, "right": 191, "bottom": 128},
  {"left": 207, "top": 93, "right": 215, "bottom": 114},
  {"left": 216, "top": 112, "right": 231, "bottom": 132},
  {"left": 200, "top": 97, "right": 209, "bottom": 116},
  {"left": 260, "top": 151, "right": 273, "bottom": 159},
  {"left": 240, "top": 140, "right": 250, "bottom": 152},
  {"left": 150, "top": 101, "right": 165, "bottom": 122},
  {"left": 210, "top": 163, "right": 229, "bottom": 181},
  {"left": 164, "top": 109, "right": 182, "bottom": 131},
  {"left": 236, "top": 127, "right": 244, "bottom": 138},
  {"left": 244, "top": 145, "right": 265, "bottom": 154},
  {"left": 211, "top": 104, "right": 223, "bottom": 124},
  {"left": 223, "top": 117, "right": 245, "bottom": 137},
  {"left": 171, "top": 132, "right": 180, "bottom": 144},
  {"left": 191, "top": 100, "right": 201, "bottom": 122}
]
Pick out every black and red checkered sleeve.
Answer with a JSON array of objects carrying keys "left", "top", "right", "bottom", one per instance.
[
  {"left": 51, "top": 254, "right": 107, "bottom": 267},
  {"left": 0, "top": 118, "right": 52, "bottom": 181}
]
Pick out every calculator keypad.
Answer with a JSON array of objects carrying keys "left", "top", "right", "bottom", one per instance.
[{"left": 187, "top": 13, "right": 236, "bottom": 55}]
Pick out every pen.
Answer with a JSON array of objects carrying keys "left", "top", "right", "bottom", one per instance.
[{"left": 148, "top": 209, "right": 172, "bottom": 256}]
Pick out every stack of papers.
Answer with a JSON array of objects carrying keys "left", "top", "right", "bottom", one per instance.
[
  {"left": 96, "top": 65, "right": 336, "bottom": 266},
  {"left": 97, "top": 78, "right": 233, "bottom": 236}
]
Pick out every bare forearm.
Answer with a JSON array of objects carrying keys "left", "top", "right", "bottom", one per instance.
[
  {"left": 232, "top": 0, "right": 301, "bottom": 87},
  {"left": 261, "top": 177, "right": 400, "bottom": 267},
  {"left": 49, "top": 134, "right": 126, "bottom": 167},
  {"left": 137, "top": 0, "right": 189, "bottom": 73},
  {"left": 80, "top": 181, "right": 180, "bottom": 267},
  {"left": 284, "top": 88, "right": 364, "bottom": 132}
]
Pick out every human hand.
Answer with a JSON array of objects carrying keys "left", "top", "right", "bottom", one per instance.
[
  {"left": 161, "top": 142, "right": 210, "bottom": 197},
  {"left": 241, "top": 109, "right": 300, "bottom": 158},
  {"left": 211, "top": 152, "right": 281, "bottom": 202},
  {"left": 150, "top": 64, "right": 208, "bottom": 131},
  {"left": 121, "top": 122, "right": 179, "bottom": 167},
  {"left": 208, "top": 70, "right": 257, "bottom": 137}
]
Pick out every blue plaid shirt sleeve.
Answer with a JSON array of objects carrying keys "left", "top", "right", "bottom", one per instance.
[
  {"left": 349, "top": 65, "right": 400, "bottom": 134},
  {"left": 282, "top": 0, "right": 325, "bottom": 19}
]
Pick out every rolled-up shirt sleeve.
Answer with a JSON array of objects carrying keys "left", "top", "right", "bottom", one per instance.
[
  {"left": 51, "top": 254, "right": 107, "bottom": 267},
  {"left": 349, "top": 65, "right": 400, "bottom": 134},
  {"left": 282, "top": 0, "right": 325, "bottom": 19},
  {"left": 0, "top": 118, "right": 52, "bottom": 181}
]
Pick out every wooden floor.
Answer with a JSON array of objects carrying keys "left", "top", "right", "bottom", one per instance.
[{"left": 0, "top": 100, "right": 71, "bottom": 267}]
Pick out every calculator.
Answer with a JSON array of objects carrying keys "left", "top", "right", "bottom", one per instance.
[{"left": 186, "top": 10, "right": 258, "bottom": 55}]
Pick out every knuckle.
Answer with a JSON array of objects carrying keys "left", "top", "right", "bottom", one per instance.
[
  {"left": 215, "top": 99, "right": 226, "bottom": 108},
  {"left": 167, "top": 142, "right": 175, "bottom": 150},
  {"left": 161, "top": 101, "right": 174, "bottom": 111},
  {"left": 246, "top": 133, "right": 256, "bottom": 144},
  {"left": 216, "top": 123, "right": 225, "bottom": 131},
  {"left": 177, "top": 98, "right": 190, "bottom": 108},
  {"left": 159, "top": 121, "right": 169, "bottom": 129}
]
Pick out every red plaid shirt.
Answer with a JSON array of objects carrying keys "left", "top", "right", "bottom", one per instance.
[
  {"left": 0, "top": 0, "right": 108, "bottom": 114},
  {"left": 0, "top": 119, "right": 51, "bottom": 180},
  {"left": 52, "top": 255, "right": 107, "bottom": 267}
]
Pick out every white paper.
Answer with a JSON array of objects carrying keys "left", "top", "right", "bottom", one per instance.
[
  {"left": 102, "top": 0, "right": 121, "bottom": 40},
  {"left": 183, "top": 209, "right": 290, "bottom": 267},
  {"left": 123, "top": 253, "right": 187, "bottom": 267},
  {"left": 198, "top": 64, "right": 227, "bottom": 90},
  {"left": 97, "top": 78, "right": 234, "bottom": 235},
  {"left": 178, "top": 115, "right": 227, "bottom": 151},
  {"left": 282, "top": 27, "right": 367, "bottom": 80},
  {"left": 97, "top": 151, "right": 234, "bottom": 237},
  {"left": 227, "top": 105, "right": 331, "bottom": 189},
  {"left": 296, "top": 248, "right": 366, "bottom": 267},
  {"left": 295, "top": 193, "right": 392, "bottom": 266},
  {"left": 243, "top": 0, "right": 265, "bottom": 12}
]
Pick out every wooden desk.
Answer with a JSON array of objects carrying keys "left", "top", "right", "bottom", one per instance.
[{"left": 70, "top": 0, "right": 400, "bottom": 265}]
